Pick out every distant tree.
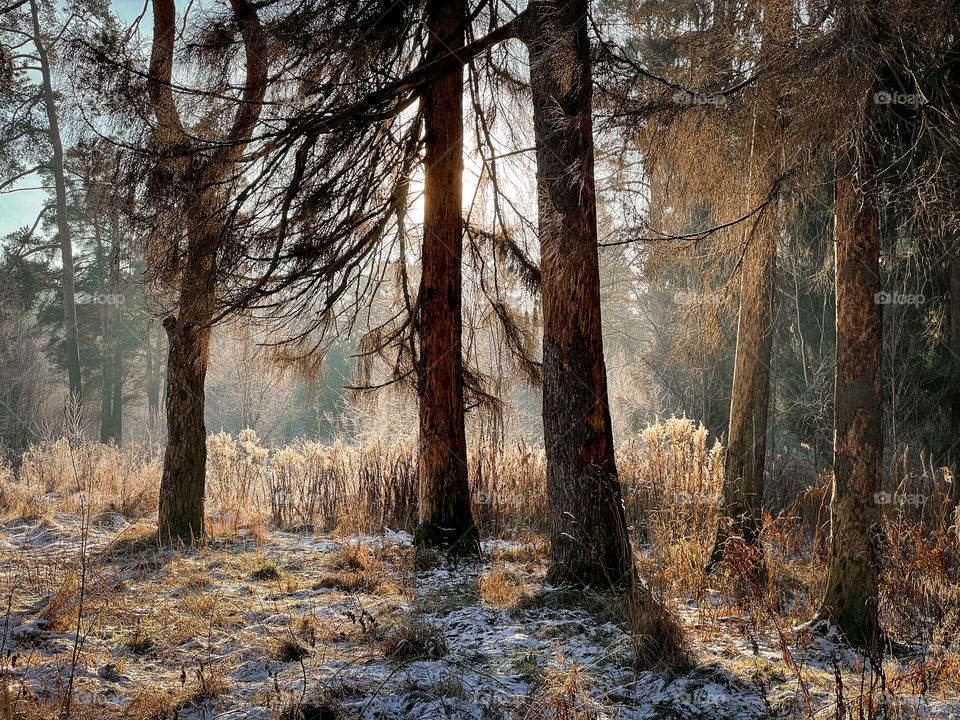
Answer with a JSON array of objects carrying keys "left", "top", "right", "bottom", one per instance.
[
  {"left": 0, "top": 251, "right": 61, "bottom": 458},
  {"left": 70, "top": 141, "right": 129, "bottom": 444},
  {"left": 814, "top": 0, "right": 960, "bottom": 643},
  {"left": 26, "top": 0, "right": 81, "bottom": 401},
  {"left": 710, "top": 2, "right": 792, "bottom": 569}
]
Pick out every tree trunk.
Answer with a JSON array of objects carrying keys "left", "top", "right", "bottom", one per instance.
[
  {"left": 814, "top": 152, "right": 883, "bottom": 645},
  {"left": 101, "top": 347, "right": 122, "bottom": 445},
  {"left": 712, "top": 228, "right": 775, "bottom": 562},
  {"left": 111, "top": 347, "right": 122, "bottom": 444},
  {"left": 30, "top": 0, "right": 81, "bottom": 402},
  {"left": 100, "top": 353, "right": 113, "bottom": 442},
  {"left": 710, "top": 6, "right": 789, "bottom": 570},
  {"left": 527, "top": 0, "right": 634, "bottom": 589},
  {"left": 101, "top": 223, "right": 123, "bottom": 444},
  {"left": 148, "top": 0, "right": 265, "bottom": 543},
  {"left": 414, "top": 0, "right": 478, "bottom": 554},
  {"left": 157, "top": 303, "right": 212, "bottom": 541},
  {"left": 99, "top": 262, "right": 114, "bottom": 443},
  {"left": 158, "top": 204, "right": 217, "bottom": 540}
]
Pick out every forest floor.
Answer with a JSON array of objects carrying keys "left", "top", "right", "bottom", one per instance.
[{"left": 0, "top": 514, "right": 957, "bottom": 720}]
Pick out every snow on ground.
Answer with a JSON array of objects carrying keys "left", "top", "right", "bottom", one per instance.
[{"left": 0, "top": 516, "right": 957, "bottom": 719}]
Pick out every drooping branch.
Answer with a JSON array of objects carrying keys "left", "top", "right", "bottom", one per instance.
[{"left": 296, "top": 10, "right": 527, "bottom": 138}]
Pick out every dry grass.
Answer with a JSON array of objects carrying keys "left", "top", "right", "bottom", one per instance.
[
  {"left": 36, "top": 571, "right": 79, "bottom": 632},
  {"left": 381, "top": 616, "right": 447, "bottom": 661},
  {"left": 477, "top": 567, "right": 536, "bottom": 610},
  {"left": 0, "top": 420, "right": 957, "bottom": 720},
  {"left": 272, "top": 636, "right": 311, "bottom": 663},
  {"left": 327, "top": 543, "right": 375, "bottom": 572},
  {"left": 518, "top": 659, "right": 603, "bottom": 720},
  {"left": 1, "top": 439, "right": 160, "bottom": 521},
  {"left": 1, "top": 421, "right": 953, "bottom": 631},
  {"left": 624, "top": 587, "right": 689, "bottom": 670},
  {"left": 310, "top": 542, "right": 390, "bottom": 594}
]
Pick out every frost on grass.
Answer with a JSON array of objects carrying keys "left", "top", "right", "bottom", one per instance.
[{"left": 0, "top": 518, "right": 956, "bottom": 720}]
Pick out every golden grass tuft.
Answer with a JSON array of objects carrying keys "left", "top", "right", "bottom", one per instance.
[
  {"left": 624, "top": 586, "right": 689, "bottom": 670},
  {"left": 312, "top": 571, "right": 378, "bottom": 594},
  {"left": 327, "top": 543, "right": 374, "bottom": 572},
  {"left": 477, "top": 568, "right": 536, "bottom": 610},
  {"left": 36, "top": 572, "right": 79, "bottom": 633}
]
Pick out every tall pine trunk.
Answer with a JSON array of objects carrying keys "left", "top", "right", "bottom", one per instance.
[
  {"left": 30, "top": 0, "right": 81, "bottom": 402},
  {"left": 148, "top": 0, "right": 265, "bottom": 542},
  {"left": 158, "top": 232, "right": 215, "bottom": 540},
  {"left": 158, "top": 313, "right": 211, "bottom": 540},
  {"left": 712, "top": 225, "right": 775, "bottom": 562},
  {"left": 100, "top": 338, "right": 114, "bottom": 442},
  {"left": 110, "top": 349, "right": 122, "bottom": 443},
  {"left": 100, "top": 221, "right": 123, "bottom": 444},
  {"left": 527, "top": 0, "right": 633, "bottom": 589},
  {"left": 414, "top": 0, "right": 478, "bottom": 553},
  {"left": 146, "top": 327, "right": 163, "bottom": 430},
  {"left": 814, "top": 149, "right": 883, "bottom": 644},
  {"left": 710, "top": 7, "right": 787, "bottom": 565}
]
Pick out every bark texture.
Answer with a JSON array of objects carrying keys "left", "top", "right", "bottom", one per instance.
[
  {"left": 527, "top": 0, "right": 634, "bottom": 589},
  {"left": 712, "top": 224, "right": 775, "bottom": 560},
  {"left": 149, "top": 0, "right": 265, "bottom": 541},
  {"left": 414, "top": 0, "right": 478, "bottom": 554},
  {"left": 815, "top": 154, "right": 883, "bottom": 645},
  {"left": 158, "top": 308, "right": 212, "bottom": 540}
]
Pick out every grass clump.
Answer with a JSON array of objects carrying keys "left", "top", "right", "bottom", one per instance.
[
  {"left": 312, "top": 571, "right": 378, "bottom": 594},
  {"left": 477, "top": 568, "right": 536, "bottom": 610},
  {"left": 249, "top": 560, "right": 282, "bottom": 581},
  {"left": 327, "top": 544, "right": 374, "bottom": 572},
  {"left": 382, "top": 616, "right": 447, "bottom": 661},
  {"left": 624, "top": 586, "right": 689, "bottom": 671},
  {"left": 124, "top": 624, "right": 156, "bottom": 654},
  {"left": 273, "top": 636, "right": 310, "bottom": 663}
]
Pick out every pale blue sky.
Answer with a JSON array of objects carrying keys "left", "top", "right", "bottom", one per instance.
[{"left": 0, "top": 0, "right": 150, "bottom": 239}]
